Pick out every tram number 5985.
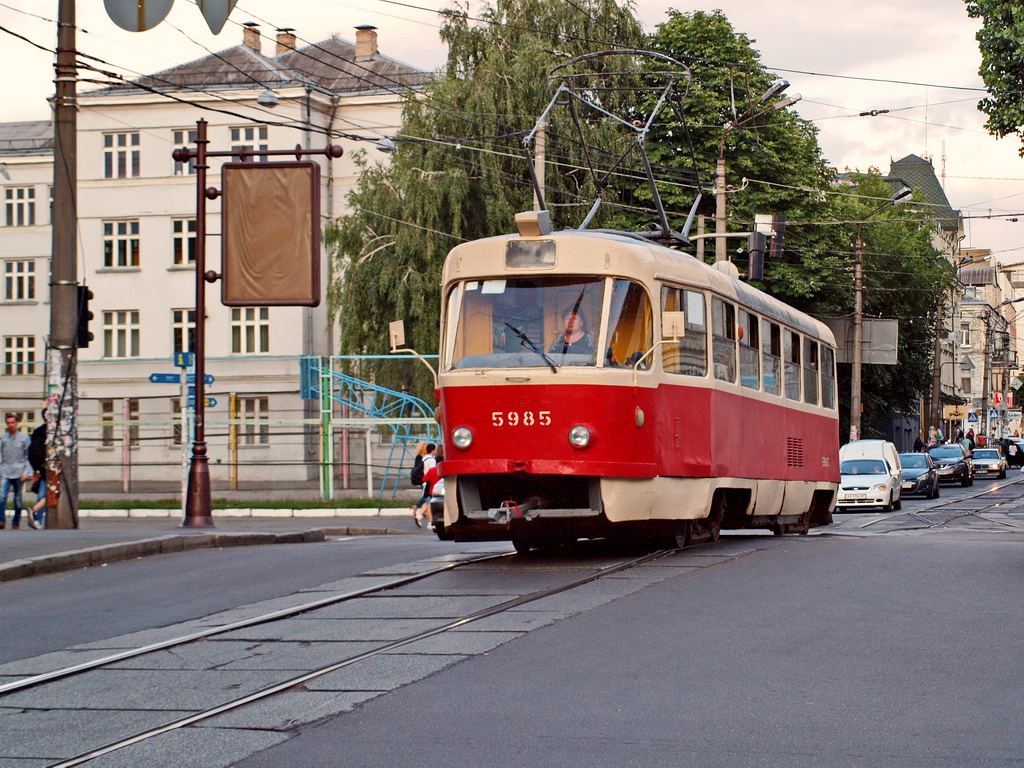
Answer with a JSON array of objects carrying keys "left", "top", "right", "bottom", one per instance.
[{"left": 492, "top": 410, "right": 551, "bottom": 427}]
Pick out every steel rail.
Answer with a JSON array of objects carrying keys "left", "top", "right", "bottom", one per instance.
[
  {"left": 858, "top": 475, "right": 1024, "bottom": 529},
  {"left": 51, "top": 546, "right": 681, "bottom": 768},
  {"left": 0, "top": 551, "right": 513, "bottom": 696}
]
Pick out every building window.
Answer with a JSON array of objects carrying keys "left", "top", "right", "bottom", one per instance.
[
  {"left": 3, "top": 336, "right": 36, "bottom": 375},
  {"left": 103, "top": 132, "right": 140, "bottom": 179},
  {"left": 171, "top": 397, "right": 183, "bottom": 446},
  {"left": 172, "top": 129, "right": 197, "bottom": 175},
  {"left": 103, "top": 220, "right": 140, "bottom": 268},
  {"left": 960, "top": 322, "right": 971, "bottom": 347},
  {"left": 961, "top": 376, "right": 972, "bottom": 395},
  {"left": 172, "top": 309, "right": 196, "bottom": 355},
  {"left": 4, "top": 260, "right": 35, "bottom": 301},
  {"left": 4, "top": 187, "right": 35, "bottom": 226},
  {"left": 127, "top": 398, "right": 140, "bottom": 447},
  {"left": 230, "top": 125, "right": 268, "bottom": 161},
  {"left": 172, "top": 218, "right": 196, "bottom": 265},
  {"left": 240, "top": 396, "right": 269, "bottom": 445},
  {"left": 100, "top": 399, "right": 115, "bottom": 447},
  {"left": 103, "top": 310, "right": 140, "bottom": 358},
  {"left": 231, "top": 307, "right": 270, "bottom": 353}
]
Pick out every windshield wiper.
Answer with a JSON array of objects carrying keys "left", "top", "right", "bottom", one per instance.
[{"left": 505, "top": 322, "right": 558, "bottom": 373}]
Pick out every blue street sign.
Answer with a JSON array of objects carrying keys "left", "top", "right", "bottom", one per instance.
[
  {"left": 989, "top": 409, "right": 999, "bottom": 421},
  {"left": 174, "top": 352, "right": 194, "bottom": 368},
  {"left": 186, "top": 397, "right": 217, "bottom": 408},
  {"left": 967, "top": 412, "right": 979, "bottom": 423},
  {"left": 149, "top": 373, "right": 181, "bottom": 384},
  {"left": 186, "top": 373, "right": 214, "bottom": 385}
]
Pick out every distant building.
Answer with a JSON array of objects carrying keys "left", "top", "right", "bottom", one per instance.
[{"left": 0, "top": 24, "right": 429, "bottom": 491}]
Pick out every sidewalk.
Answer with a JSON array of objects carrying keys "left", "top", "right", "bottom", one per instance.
[{"left": 0, "top": 507, "right": 431, "bottom": 583}]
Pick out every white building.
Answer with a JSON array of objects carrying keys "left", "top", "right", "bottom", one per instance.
[{"left": 0, "top": 24, "right": 429, "bottom": 492}]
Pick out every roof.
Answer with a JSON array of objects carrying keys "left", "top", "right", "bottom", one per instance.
[
  {"left": 83, "top": 36, "right": 431, "bottom": 99},
  {"left": 885, "top": 154, "right": 961, "bottom": 232},
  {"left": 0, "top": 121, "right": 53, "bottom": 156}
]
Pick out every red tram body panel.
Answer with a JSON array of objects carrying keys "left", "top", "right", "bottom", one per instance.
[{"left": 432, "top": 225, "right": 840, "bottom": 548}]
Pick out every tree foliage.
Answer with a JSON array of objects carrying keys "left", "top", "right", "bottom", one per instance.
[
  {"left": 966, "top": 0, "right": 1024, "bottom": 154},
  {"left": 328, "top": 0, "right": 644, "bottom": 394}
]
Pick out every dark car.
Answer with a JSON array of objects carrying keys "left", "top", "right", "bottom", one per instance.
[
  {"left": 927, "top": 444, "right": 974, "bottom": 486},
  {"left": 899, "top": 452, "right": 940, "bottom": 498}
]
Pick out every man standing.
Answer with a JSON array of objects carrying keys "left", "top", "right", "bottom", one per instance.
[{"left": 1, "top": 414, "right": 33, "bottom": 529}]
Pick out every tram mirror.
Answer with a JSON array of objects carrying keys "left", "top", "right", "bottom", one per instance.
[
  {"left": 389, "top": 320, "right": 406, "bottom": 351},
  {"left": 662, "top": 311, "right": 687, "bottom": 340}
]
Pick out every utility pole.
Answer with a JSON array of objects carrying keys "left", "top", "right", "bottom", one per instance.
[
  {"left": 714, "top": 155, "right": 727, "bottom": 263},
  {"left": 850, "top": 233, "right": 864, "bottom": 441},
  {"left": 46, "top": 0, "right": 79, "bottom": 528}
]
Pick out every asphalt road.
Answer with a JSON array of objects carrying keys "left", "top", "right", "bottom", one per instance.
[{"left": 238, "top": 532, "right": 1024, "bottom": 768}]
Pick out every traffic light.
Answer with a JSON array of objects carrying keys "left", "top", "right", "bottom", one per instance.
[
  {"left": 747, "top": 232, "right": 767, "bottom": 281},
  {"left": 76, "top": 285, "right": 94, "bottom": 348}
]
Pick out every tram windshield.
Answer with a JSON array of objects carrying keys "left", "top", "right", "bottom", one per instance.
[{"left": 447, "top": 276, "right": 652, "bottom": 370}]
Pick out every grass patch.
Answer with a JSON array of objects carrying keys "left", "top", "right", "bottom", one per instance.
[{"left": 79, "top": 498, "right": 410, "bottom": 510}]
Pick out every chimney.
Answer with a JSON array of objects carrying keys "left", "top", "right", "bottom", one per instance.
[
  {"left": 242, "top": 22, "right": 261, "bottom": 53},
  {"left": 354, "top": 25, "right": 378, "bottom": 61},
  {"left": 276, "top": 28, "right": 296, "bottom": 55}
]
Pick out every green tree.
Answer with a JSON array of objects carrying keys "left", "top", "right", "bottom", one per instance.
[
  {"left": 328, "top": 0, "right": 644, "bottom": 395},
  {"left": 965, "top": 0, "right": 1024, "bottom": 154},
  {"left": 646, "top": 11, "right": 953, "bottom": 438}
]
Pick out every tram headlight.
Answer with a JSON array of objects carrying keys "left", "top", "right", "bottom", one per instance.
[
  {"left": 568, "top": 425, "right": 591, "bottom": 448},
  {"left": 452, "top": 426, "right": 473, "bottom": 449}
]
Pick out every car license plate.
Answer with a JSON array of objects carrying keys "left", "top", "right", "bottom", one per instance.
[
  {"left": 846, "top": 493, "right": 866, "bottom": 500},
  {"left": 902, "top": 482, "right": 913, "bottom": 489}
]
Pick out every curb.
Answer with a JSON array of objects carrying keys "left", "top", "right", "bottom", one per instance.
[
  {"left": 78, "top": 508, "right": 409, "bottom": 519},
  {"left": 0, "top": 528, "right": 384, "bottom": 583}
]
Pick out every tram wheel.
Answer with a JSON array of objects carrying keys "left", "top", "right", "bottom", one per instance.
[
  {"left": 512, "top": 538, "right": 533, "bottom": 555},
  {"left": 691, "top": 497, "right": 723, "bottom": 543},
  {"left": 652, "top": 522, "right": 690, "bottom": 549}
]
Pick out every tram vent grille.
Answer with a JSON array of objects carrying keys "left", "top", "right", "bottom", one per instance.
[{"left": 787, "top": 437, "right": 804, "bottom": 467}]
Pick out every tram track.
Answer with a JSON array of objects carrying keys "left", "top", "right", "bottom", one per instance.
[
  {"left": 2, "top": 544, "right": 689, "bottom": 767},
  {"left": 859, "top": 474, "right": 1024, "bottom": 531}
]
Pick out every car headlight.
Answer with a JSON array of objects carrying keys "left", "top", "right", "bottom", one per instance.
[
  {"left": 870, "top": 483, "right": 888, "bottom": 492},
  {"left": 451, "top": 427, "right": 473, "bottom": 449},
  {"left": 568, "top": 425, "right": 591, "bottom": 448}
]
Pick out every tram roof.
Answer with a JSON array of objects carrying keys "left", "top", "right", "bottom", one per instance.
[{"left": 444, "top": 228, "right": 835, "bottom": 345}]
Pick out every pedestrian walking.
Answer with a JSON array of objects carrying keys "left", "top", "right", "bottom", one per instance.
[
  {"left": 26, "top": 410, "right": 47, "bottom": 528},
  {"left": 1, "top": 414, "right": 33, "bottom": 529}
]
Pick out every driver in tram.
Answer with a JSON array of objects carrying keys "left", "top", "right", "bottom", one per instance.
[{"left": 549, "top": 308, "right": 596, "bottom": 359}]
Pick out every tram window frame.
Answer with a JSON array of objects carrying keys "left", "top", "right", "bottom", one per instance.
[
  {"left": 762, "top": 320, "right": 782, "bottom": 396},
  {"left": 783, "top": 329, "right": 801, "bottom": 401},
  {"left": 803, "top": 337, "right": 820, "bottom": 405},
  {"left": 660, "top": 286, "right": 707, "bottom": 376},
  {"left": 822, "top": 345, "right": 837, "bottom": 409},
  {"left": 738, "top": 309, "right": 760, "bottom": 389},
  {"left": 711, "top": 297, "right": 737, "bottom": 383}
]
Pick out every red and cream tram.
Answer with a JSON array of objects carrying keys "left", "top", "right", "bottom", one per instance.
[{"left": 433, "top": 214, "right": 839, "bottom": 550}]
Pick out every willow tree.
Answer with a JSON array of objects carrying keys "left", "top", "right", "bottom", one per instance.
[{"left": 328, "top": 0, "right": 644, "bottom": 395}]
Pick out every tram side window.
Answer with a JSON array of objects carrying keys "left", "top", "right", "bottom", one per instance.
[
  {"left": 712, "top": 297, "right": 737, "bottom": 383},
  {"left": 607, "top": 279, "right": 653, "bottom": 368},
  {"left": 803, "top": 338, "right": 819, "bottom": 405},
  {"left": 763, "top": 320, "right": 781, "bottom": 396},
  {"left": 738, "top": 309, "right": 760, "bottom": 389},
  {"left": 661, "top": 287, "right": 706, "bottom": 376},
  {"left": 784, "top": 329, "right": 801, "bottom": 401},
  {"left": 822, "top": 346, "right": 837, "bottom": 409}
]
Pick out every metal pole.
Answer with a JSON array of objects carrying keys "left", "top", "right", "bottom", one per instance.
[
  {"left": 850, "top": 232, "right": 864, "bottom": 441},
  {"left": 715, "top": 155, "right": 727, "bottom": 263},
  {"left": 183, "top": 119, "right": 213, "bottom": 527},
  {"left": 47, "top": 0, "right": 79, "bottom": 528},
  {"left": 982, "top": 313, "right": 992, "bottom": 442}
]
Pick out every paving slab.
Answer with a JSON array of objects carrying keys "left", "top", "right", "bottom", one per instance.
[
  {"left": 218, "top": 617, "right": 442, "bottom": 643},
  {"left": 304, "top": 652, "right": 469, "bottom": 692},
  {"left": 80, "top": 725, "right": 290, "bottom": 768}
]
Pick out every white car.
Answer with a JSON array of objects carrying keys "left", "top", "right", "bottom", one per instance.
[{"left": 837, "top": 458, "right": 902, "bottom": 511}]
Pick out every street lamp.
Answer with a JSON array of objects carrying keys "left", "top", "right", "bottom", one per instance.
[
  {"left": 849, "top": 186, "right": 913, "bottom": 441},
  {"left": 715, "top": 82, "right": 801, "bottom": 263}
]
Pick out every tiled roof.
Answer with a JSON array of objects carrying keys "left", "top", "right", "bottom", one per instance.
[
  {"left": 84, "top": 36, "right": 431, "bottom": 98},
  {"left": 886, "top": 154, "right": 960, "bottom": 232},
  {"left": 0, "top": 121, "right": 53, "bottom": 156}
]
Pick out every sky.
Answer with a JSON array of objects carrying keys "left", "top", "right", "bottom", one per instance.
[{"left": 1, "top": 0, "right": 1022, "bottom": 263}]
